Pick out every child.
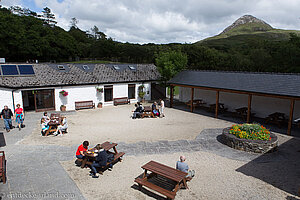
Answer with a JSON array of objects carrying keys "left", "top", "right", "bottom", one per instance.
[{"left": 41, "top": 118, "right": 49, "bottom": 136}]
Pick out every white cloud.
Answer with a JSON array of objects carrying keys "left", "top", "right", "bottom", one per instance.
[{"left": 2, "top": 0, "right": 300, "bottom": 43}]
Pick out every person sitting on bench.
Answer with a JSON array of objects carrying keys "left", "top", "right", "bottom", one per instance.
[
  {"left": 41, "top": 118, "right": 49, "bottom": 136},
  {"left": 41, "top": 112, "right": 50, "bottom": 124},
  {"left": 90, "top": 144, "right": 113, "bottom": 178},
  {"left": 152, "top": 102, "right": 160, "bottom": 117},
  {"left": 176, "top": 155, "right": 195, "bottom": 178},
  {"left": 76, "top": 141, "right": 89, "bottom": 159},
  {"left": 54, "top": 116, "right": 68, "bottom": 136},
  {"left": 132, "top": 104, "right": 143, "bottom": 119}
]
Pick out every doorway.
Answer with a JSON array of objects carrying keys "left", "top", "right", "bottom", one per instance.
[{"left": 22, "top": 89, "right": 55, "bottom": 111}]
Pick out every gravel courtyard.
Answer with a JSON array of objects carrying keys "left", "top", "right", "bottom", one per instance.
[
  {"left": 0, "top": 105, "right": 299, "bottom": 200},
  {"left": 20, "top": 104, "right": 233, "bottom": 146}
]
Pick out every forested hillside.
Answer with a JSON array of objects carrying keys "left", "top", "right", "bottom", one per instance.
[{"left": 1, "top": 7, "right": 300, "bottom": 73}]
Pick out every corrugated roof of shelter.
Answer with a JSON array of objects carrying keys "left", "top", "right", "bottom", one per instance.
[
  {"left": 168, "top": 70, "right": 300, "bottom": 98},
  {"left": 0, "top": 64, "right": 160, "bottom": 89}
]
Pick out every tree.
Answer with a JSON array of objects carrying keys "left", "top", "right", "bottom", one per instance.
[
  {"left": 155, "top": 51, "right": 188, "bottom": 85},
  {"left": 70, "top": 17, "right": 79, "bottom": 29},
  {"left": 42, "top": 7, "right": 57, "bottom": 26}
]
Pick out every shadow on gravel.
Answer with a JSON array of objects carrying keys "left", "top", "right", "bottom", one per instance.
[{"left": 236, "top": 138, "right": 300, "bottom": 197}]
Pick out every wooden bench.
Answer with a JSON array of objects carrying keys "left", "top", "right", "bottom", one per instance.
[
  {"left": 185, "top": 99, "right": 205, "bottom": 109},
  {"left": 265, "top": 112, "right": 286, "bottom": 128},
  {"left": 141, "top": 106, "right": 155, "bottom": 118},
  {"left": 135, "top": 177, "right": 175, "bottom": 200},
  {"left": 0, "top": 151, "right": 6, "bottom": 184},
  {"left": 75, "top": 100, "right": 95, "bottom": 110},
  {"left": 113, "top": 97, "right": 130, "bottom": 106},
  {"left": 135, "top": 160, "right": 188, "bottom": 200},
  {"left": 78, "top": 142, "right": 125, "bottom": 169},
  {"left": 78, "top": 152, "right": 125, "bottom": 167}
]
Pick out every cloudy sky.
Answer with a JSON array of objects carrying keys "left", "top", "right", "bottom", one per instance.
[{"left": 1, "top": 0, "right": 300, "bottom": 44}]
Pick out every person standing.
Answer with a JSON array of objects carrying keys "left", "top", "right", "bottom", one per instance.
[
  {"left": 14, "top": 104, "right": 24, "bottom": 131},
  {"left": 159, "top": 99, "right": 165, "bottom": 117},
  {"left": 0, "top": 105, "right": 14, "bottom": 132}
]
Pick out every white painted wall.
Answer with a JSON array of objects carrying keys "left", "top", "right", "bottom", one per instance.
[
  {"left": 178, "top": 87, "right": 300, "bottom": 119},
  {"left": 55, "top": 82, "right": 152, "bottom": 111},
  {"left": 0, "top": 87, "right": 13, "bottom": 111},
  {"left": 0, "top": 88, "right": 23, "bottom": 112}
]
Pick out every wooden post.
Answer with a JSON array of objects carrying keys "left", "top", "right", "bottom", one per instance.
[
  {"left": 247, "top": 94, "right": 252, "bottom": 123},
  {"left": 215, "top": 90, "right": 219, "bottom": 118},
  {"left": 191, "top": 88, "right": 194, "bottom": 112},
  {"left": 287, "top": 99, "right": 295, "bottom": 136},
  {"left": 170, "top": 85, "right": 174, "bottom": 108}
]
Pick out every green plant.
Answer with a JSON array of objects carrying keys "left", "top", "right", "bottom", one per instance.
[
  {"left": 95, "top": 86, "right": 103, "bottom": 93},
  {"left": 229, "top": 123, "right": 271, "bottom": 141}
]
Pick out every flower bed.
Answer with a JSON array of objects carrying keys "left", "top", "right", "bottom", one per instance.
[
  {"left": 222, "top": 124, "right": 278, "bottom": 153},
  {"left": 229, "top": 124, "right": 271, "bottom": 141}
]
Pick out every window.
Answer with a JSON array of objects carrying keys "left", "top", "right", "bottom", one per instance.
[
  {"left": 128, "top": 65, "right": 136, "bottom": 70},
  {"left": 104, "top": 85, "right": 113, "bottom": 102},
  {"left": 113, "top": 65, "right": 120, "bottom": 70},
  {"left": 128, "top": 84, "right": 136, "bottom": 99},
  {"left": 83, "top": 65, "right": 89, "bottom": 70},
  {"left": 57, "top": 65, "right": 65, "bottom": 70}
]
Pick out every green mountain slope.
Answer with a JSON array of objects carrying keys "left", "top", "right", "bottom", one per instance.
[{"left": 197, "top": 15, "right": 300, "bottom": 49}]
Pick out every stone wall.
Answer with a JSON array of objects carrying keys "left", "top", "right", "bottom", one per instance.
[{"left": 222, "top": 127, "right": 278, "bottom": 153}]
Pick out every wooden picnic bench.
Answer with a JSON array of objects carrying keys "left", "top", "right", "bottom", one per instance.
[
  {"left": 113, "top": 97, "right": 130, "bottom": 106},
  {"left": 141, "top": 106, "right": 155, "bottom": 118},
  {"left": 185, "top": 99, "right": 205, "bottom": 109},
  {"left": 0, "top": 151, "right": 6, "bottom": 184},
  {"left": 50, "top": 113, "right": 61, "bottom": 118},
  {"left": 78, "top": 142, "right": 125, "bottom": 169},
  {"left": 234, "top": 107, "right": 256, "bottom": 121},
  {"left": 265, "top": 112, "right": 286, "bottom": 128},
  {"left": 75, "top": 100, "right": 95, "bottom": 110},
  {"left": 135, "top": 160, "right": 188, "bottom": 200},
  {"left": 45, "top": 116, "right": 63, "bottom": 136},
  {"left": 209, "top": 103, "right": 228, "bottom": 113}
]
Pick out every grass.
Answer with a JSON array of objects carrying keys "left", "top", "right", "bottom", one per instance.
[{"left": 167, "top": 86, "right": 179, "bottom": 96}]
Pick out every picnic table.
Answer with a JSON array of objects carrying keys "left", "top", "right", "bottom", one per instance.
[
  {"left": 265, "top": 112, "right": 286, "bottom": 128},
  {"left": 141, "top": 106, "right": 155, "bottom": 118},
  {"left": 45, "top": 116, "right": 62, "bottom": 136},
  {"left": 235, "top": 107, "right": 256, "bottom": 121},
  {"left": 80, "top": 141, "right": 125, "bottom": 169},
  {"left": 209, "top": 103, "right": 228, "bottom": 113},
  {"left": 135, "top": 160, "right": 188, "bottom": 200},
  {"left": 185, "top": 99, "right": 205, "bottom": 109}
]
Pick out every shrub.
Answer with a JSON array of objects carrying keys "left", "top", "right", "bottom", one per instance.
[{"left": 229, "top": 123, "right": 271, "bottom": 141}]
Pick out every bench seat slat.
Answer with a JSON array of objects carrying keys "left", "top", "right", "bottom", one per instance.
[{"left": 135, "top": 178, "right": 176, "bottom": 199}]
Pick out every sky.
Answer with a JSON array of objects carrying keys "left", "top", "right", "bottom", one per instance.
[{"left": 1, "top": 0, "right": 300, "bottom": 44}]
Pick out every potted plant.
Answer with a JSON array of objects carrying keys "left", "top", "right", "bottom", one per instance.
[
  {"left": 60, "top": 105, "right": 66, "bottom": 111},
  {"left": 95, "top": 86, "right": 103, "bottom": 93},
  {"left": 97, "top": 102, "right": 102, "bottom": 108},
  {"left": 138, "top": 85, "right": 146, "bottom": 102},
  {"left": 59, "top": 90, "right": 68, "bottom": 97}
]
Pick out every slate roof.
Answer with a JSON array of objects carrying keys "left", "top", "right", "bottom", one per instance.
[
  {"left": 0, "top": 64, "right": 160, "bottom": 89},
  {"left": 169, "top": 70, "right": 300, "bottom": 98}
]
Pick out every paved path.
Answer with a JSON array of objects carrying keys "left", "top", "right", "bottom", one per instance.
[{"left": 0, "top": 112, "right": 299, "bottom": 199}]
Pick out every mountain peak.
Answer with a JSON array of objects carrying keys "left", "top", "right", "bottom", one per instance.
[{"left": 221, "top": 15, "right": 273, "bottom": 34}]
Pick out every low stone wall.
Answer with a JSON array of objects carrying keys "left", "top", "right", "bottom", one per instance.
[{"left": 222, "top": 127, "right": 278, "bottom": 153}]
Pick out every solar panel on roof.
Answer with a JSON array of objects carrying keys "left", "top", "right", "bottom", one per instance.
[
  {"left": 1, "top": 65, "right": 19, "bottom": 75},
  {"left": 18, "top": 65, "right": 35, "bottom": 75}
]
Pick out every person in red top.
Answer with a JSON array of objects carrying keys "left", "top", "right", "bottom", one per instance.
[
  {"left": 14, "top": 104, "right": 24, "bottom": 131},
  {"left": 76, "top": 141, "right": 89, "bottom": 159}
]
